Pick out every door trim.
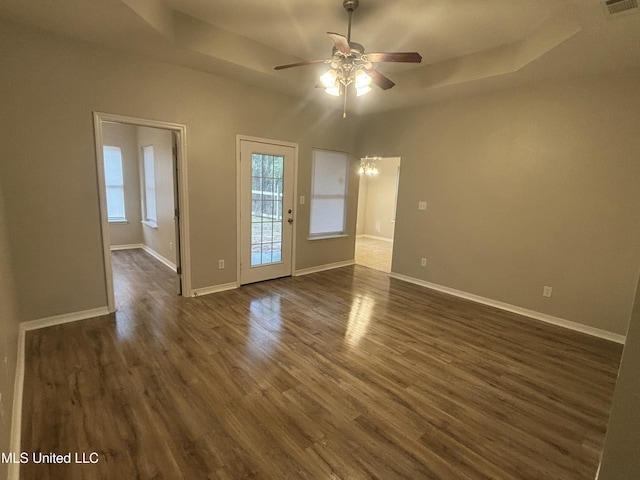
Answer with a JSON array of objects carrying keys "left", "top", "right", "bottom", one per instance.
[
  {"left": 236, "top": 135, "right": 298, "bottom": 287},
  {"left": 93, "top": 112, "right": 192, "bottom": 311}
]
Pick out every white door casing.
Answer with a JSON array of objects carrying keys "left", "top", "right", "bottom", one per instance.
[
  {"left": 94, "top": 112, "right": 191, "bottom": 310},
  {"left": 238, "top": 137, "right": 297, "bottom": 285}
]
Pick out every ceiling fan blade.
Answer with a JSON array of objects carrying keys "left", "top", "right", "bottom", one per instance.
[
  {"left": 274, "top": 59, "right": 330, "bottom": 70},
  {"left": 364, "top": 52, "right": 422, "bottom": 63},
  {"left": 327, "top": 32, "right": 351, "bottom": 55},
  {"left": 368, "top": 69, "right": 395, "bottom": 90}
]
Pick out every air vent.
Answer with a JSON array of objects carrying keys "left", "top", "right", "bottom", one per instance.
[{"left": 604, "top": 0, "right": 638, "bottom": 16}]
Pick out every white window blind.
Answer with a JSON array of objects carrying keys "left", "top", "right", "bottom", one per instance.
[
  {"left": 142, "top": 145, "right": 157, "bottom": 226},
  {"left": 309, "top": 149, "right": 349, "bottom": 237},
  {"left": 103, "top": 146, "right": 126, "bottom": 222}
]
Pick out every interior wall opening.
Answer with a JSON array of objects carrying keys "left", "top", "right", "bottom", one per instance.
[
  {"left": 355, "top": 156, "right": 401, "bottom": 273},
  {"left": 94, "top": 113, "right": 190, "bottom": 311}
]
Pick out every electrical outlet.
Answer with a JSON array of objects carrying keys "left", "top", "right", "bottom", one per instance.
[
  {"left": 218, "top": 259, "right": 225, "bottom": 269},
  {"left": 421, "top": 258, "right": 427, "bottom": 267},
  {"left": 169, "top": 242, "right": 173, "bottom": 251},
  {"left": 300, "top": 196, "right": 305, "bottom": 205},
  {"left": 543, "top": 286, "right": 553, "bottom": 298}
]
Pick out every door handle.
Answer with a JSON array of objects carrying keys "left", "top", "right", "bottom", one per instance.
[{"left": 287, "top": 218, "right": 293, "bottom": 224}]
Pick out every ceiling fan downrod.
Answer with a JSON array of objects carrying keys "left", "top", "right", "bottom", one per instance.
[
  {"left": 342, "top": 0, "right": 358, "bottom": 118},
  {"left": 343, "top": 0, "right": 359, "bottom": 43}
]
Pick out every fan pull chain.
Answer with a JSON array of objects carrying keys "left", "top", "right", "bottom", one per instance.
[{"left": 343, "top": 86, "right": 348, "bottom": 118}]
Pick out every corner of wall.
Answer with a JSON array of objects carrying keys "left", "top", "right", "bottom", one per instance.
[{"left": 0, "top": 183, "right": 21, "bottom": 480}]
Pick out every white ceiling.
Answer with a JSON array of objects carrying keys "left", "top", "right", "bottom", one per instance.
[
  {"left": 162, "top": 0, "right": 563, "bottom": 64},
  {"left": 1, "top": 0, "right": 639, "bottom": 115}
]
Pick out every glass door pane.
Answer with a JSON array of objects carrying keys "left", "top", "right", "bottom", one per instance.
[{"left": 250, "top": 153, "right": 285, "bottom": 266}]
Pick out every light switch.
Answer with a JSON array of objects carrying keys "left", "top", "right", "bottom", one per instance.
[
  {"left": 300, "top": 196, "right": 305, "bottom": 205},
  {"left": 418, "top": 201, "right": 427, "bottom": 210}
]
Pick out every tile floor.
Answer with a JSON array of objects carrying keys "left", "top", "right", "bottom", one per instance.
[{"left": 355, "top": 236, "right": 393, "bottom": 273}]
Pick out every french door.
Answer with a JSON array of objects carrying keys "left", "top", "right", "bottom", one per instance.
[{"left": 239, "top": 138, "right": 296, "bottom": 284}]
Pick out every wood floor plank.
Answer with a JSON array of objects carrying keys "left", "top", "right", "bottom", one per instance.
[{"left": 20, "top": 248, "right": 622, "bottom": 479}]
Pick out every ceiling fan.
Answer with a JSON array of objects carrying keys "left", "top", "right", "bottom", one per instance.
[{"left": 274, "top": 0, "right": 422, "bottom": 117}]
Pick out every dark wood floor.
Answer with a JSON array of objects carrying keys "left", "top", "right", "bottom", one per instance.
[{"left": 21, "top": 249, "right": 622, "bottom": 479}]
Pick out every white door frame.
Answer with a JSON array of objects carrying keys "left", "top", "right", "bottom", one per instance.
[
  {"left": 93, "top": 112, "right": 192, "bottom": 312},
  {"left": 236, "top": 135, "right": 298, "bottom": 286}
]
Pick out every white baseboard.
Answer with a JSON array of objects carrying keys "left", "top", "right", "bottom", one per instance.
[
  {"left": 110, "top": 244, "right": 177, "bottom": 272},
  {"left": 20, "top": 307, "right": 110, "bottom": 332},
  {"left": 9, "top": 306, "right": 110, "bottom": 480},
  {"left": 8, "top": 327, "right": 25, "bottom": 480},
  {"left": 390, "top": 273, "right": 626, "bottom": 344},
  {"left": 294, "top": 259, "right": 355, "bottom": 276},
  {"left": 110, "top": 243, "right": 143, "bottom": 251},
  {"left": 358, "top": 234, "right": 394, "bottom": 242},
  {"left": 194, "top": 262, "right": 358, "bottom": 294},
  {"left": 192, "top": 282, "right": 237, "bottom": 297},
  {"left": 141, "top": 245, "right": 177, "bottom": 272}
]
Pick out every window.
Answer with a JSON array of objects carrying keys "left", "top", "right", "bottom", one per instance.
[
  {"left": 103, "top": 146, "right": 126, "bottom": 222},
  {"left": 309, "top": 149, "right": 349, "bottom": 237},
  {"left": 142, "top": 145, "right": 157, "bottom": 227},
  {"left": 250, "top": 153, "right": 285, "bottom": 266}
]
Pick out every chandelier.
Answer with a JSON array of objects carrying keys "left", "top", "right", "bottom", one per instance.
[{"left": 359, "top": 157, "right": 379, "bottom": 176}]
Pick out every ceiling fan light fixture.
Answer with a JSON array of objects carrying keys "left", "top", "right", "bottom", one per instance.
[
  {"left": 325, "top": 86, "right": 341, "bottom": 96},
  {"left": 356, "top": 85, "right": 372, "bottom": 96},
  {"left": 354, "top": 69, "right": 372, "bottom": 89},
  {"left": 320, "top": 69, "right": 338, "bottom": 89},
  {"left": 273, "top": 0, "right": 421, "bottom": 117}
]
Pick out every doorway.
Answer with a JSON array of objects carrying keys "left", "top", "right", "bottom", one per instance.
[
  {"left": 93, "top": 112, "right": 191, "bottom": 312},
  {"left": 355, "top": 156, "right": 401, "bottom": 273},
  {"left": 237, "top": 136, "right": 297, "bottom": 285}
]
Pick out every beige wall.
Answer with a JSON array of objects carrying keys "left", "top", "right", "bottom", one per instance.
[
  {"left": 137, "top": 126, "right": 176, "bottom": 265},
  {"left": 102, "top": 121, "right": 143, "bottom": 247},
  {"left": 357, "top": 157, "right": 401, "bottom": 240},
  {"left": 0, "top": 19, "right": 358, "bottom": 320},
  {"left": 296, "top": 152, "right": 360, "bottom": 270},
  {"left": 0, "top": 182, "right": 20, "bottom": 480},
  {"left": 357, "top": 71, "right": 640, "bottom": 335},
  {"left": 3, "top": 17, "right": 638, "bottom": 338},
  {"left": 1, "top": 15, "right": 639, "bottom": 475},
  {"left": 598, "top": 273, "right": 640, "bottom": 478},
  {"left": 102, "top": 122, "right": 176, "bottom": 265}
]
